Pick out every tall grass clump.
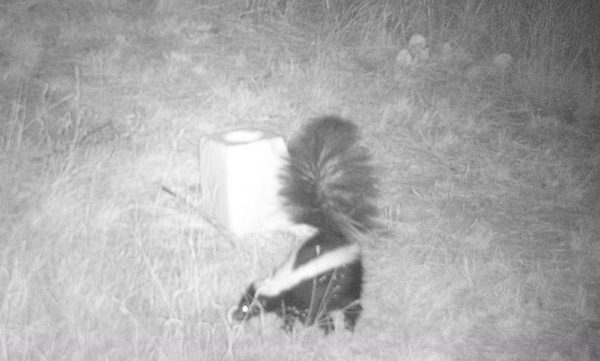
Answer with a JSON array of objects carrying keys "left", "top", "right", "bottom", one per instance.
[
  {"left": 284, "top": 0, "right": 599, "bottom": 123},
  {"left": 514, "top": 0, "right": 599, "bottom": 121}
]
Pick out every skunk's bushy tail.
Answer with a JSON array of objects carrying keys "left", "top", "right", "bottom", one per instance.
[{"left": 280, "top": 116, "right": 378, "bottom": 234}]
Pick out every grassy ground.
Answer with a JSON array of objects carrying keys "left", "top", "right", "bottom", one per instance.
[{"left": 1, "top": 0, "right": 599, "bottom": 360}]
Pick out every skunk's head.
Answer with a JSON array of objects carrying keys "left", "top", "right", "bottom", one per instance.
[{"left": 228, "top": 283, "right": 263, "bottom": 323}]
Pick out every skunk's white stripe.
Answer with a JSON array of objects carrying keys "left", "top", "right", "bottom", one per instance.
[{"left": 255, "top": 243, "right": 360, "bottom": 298}]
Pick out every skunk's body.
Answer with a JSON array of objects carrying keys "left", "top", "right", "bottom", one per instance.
[{"left": 229, "top": 116, "right": 377, "bottom": 333}]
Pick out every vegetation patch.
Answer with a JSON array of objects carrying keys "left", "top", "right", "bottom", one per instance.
[{"left": 1, "top": 0, "right": 598, "bottom": 360}]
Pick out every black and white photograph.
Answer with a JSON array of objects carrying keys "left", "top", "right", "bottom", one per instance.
[{"left": 0, "top": 0, "right": 598, "bottom": 360}]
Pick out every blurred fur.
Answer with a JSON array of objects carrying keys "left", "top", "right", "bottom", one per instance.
[{"left": 230, "top": 116, "right": 377, "bottom": 333}]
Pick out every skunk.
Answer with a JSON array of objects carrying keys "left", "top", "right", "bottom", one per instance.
[{"left": 228, "top": 116, "right": 378, "bottom": 333}]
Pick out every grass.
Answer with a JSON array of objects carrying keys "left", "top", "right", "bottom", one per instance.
[{"left": 1, "top": 0, "right": 599, "bottom": 360}]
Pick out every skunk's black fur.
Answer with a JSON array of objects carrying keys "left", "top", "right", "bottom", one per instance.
[{"left": 230, "top": 116, "right": 377, "bottom": 333}]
